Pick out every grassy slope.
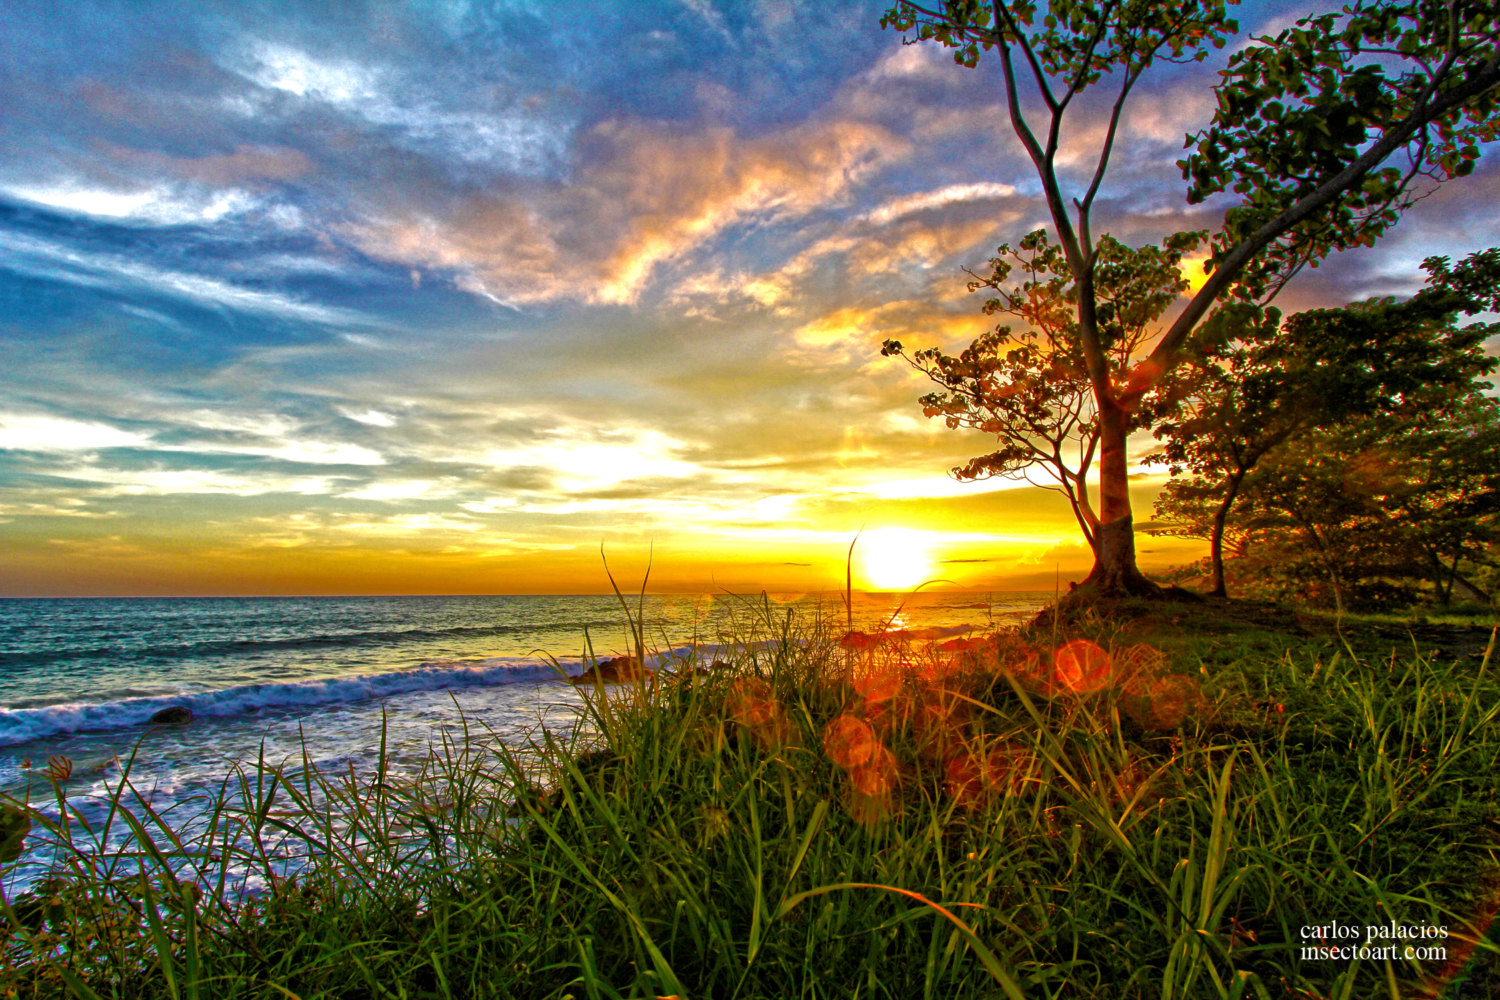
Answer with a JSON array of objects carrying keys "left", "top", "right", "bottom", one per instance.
[{"left": 3, "top": 598, "right": 1498, "bottom": 999}]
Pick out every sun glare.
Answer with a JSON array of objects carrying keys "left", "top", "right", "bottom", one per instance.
[
  {"left": 857, "top": 527, "right": 937, "bottom": 591},
  {"left": 1180, "top": 252, "right": 1212, "bottom": 295}
]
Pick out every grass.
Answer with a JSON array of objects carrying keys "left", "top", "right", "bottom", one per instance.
[{"left": 2, "top": 595, "right": 1499, "bottom": 999}]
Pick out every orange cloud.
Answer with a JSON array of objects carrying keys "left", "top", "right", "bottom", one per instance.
[
  {"left": 348, "top": 117, "right": 908, "bottom": 306},
  {"left": 792, "top": 299, "right": 990, "bottom": 359},
  {"left": 846, "top": 215, "right": 1001, "bottom": 278}
]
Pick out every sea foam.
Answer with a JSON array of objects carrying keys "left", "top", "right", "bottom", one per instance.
[
  {"left": 0, "top": 655, "right": 582, "bottom": 746},
  {"left": 0, "top": 643, "right": 735, "bottom": 746}
]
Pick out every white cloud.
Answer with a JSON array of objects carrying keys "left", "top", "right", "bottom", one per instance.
[
  {"left": 180, "top": 410, "right": 300, "bottom": 437},
  {"left": 235, "top": 42, "right": 383, "bottom": 104},
  {"left": 338, "top": 407, "right": 398, "bottom": 427},
  {"left": 861, "top": 183, "right": 1017, "bottom": 227},
  {"left": 0, "top": 413, "right": 153, "bottom": 453},
  {"left": 341, "top": 479, "right": 449, "bottom": 501},
  {"left": 479, "top": 428, "right": 697, "bottom": 494},
  {"left": 0, "top": 232, "right": 372, "bottom": 326},
  {"left": 160, "top": 437, "right": 386, "bottom": 466},
  {"left": 2, "top": 181, "right": 259, "bottom": 227},
  {"left": 867, "top": 43, "right": 954, "bottom": 81},
  {"left": 228, "top": 40, "right": 570, "bottom": 175},
  {"left": 61, "top": 464, "right": 340, "bottom": 497}
]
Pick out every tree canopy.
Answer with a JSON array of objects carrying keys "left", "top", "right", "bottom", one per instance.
[
  {"left": 879, "top": 0, "right": 1500, "bottom": 599},
  {"left": 1150, "top": 248, "right": 1500, "bottom": 597},
  {"left": 881, "top": 230, "right": 1204, "bottom": 555}
]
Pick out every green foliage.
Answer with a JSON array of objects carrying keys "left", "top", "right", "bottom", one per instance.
[
  {"left": 881, "top": 0, "right": 1237, "bottom": 76},
  {"left": 1152, "top": 250, "right": 1500, "bottom": 604},
  {"left": 1242, "top": 404, "right": 1500, "bottom": 610},
  {"left": 4, "top": 602, "right": 1499, "bottom": 998},
  {"left": 1184, "top": 1, "right": 1500, "bottom": 299}
]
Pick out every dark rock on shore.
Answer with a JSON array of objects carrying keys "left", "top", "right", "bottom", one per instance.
[
  {"left": 147, "top": 706, "right": 193, "bottom": 725},
  {"left": 570, "top": 655, "right": 652, "bottom": 685},
  {"left": 0, "top": 802, "right": 30, "bottom": 863}
]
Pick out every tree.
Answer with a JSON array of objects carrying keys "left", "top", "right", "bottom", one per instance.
[
  {"left": 880, "top": 0, "right": 1500, "bottom": 599},
  {"left": 1150, "top": 249, "right": 1500, "bottom": 596},
  {"left": 1223, "top": 402, "right": 1500, "bottom": 611},
  {"left": 881, "top": 230, "right": 1203, "bottom": 556},
  {"left": 1377, "top": 395, "right": 1500, "bottom": 605}
]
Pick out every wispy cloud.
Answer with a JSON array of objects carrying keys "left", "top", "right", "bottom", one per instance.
[
  {"left": 0, "top": 232, "right": 374, "bottom": 326},
  {"left": 225, "top": 39, "right": 573, "bottom": 175},
  {"left": 349, "top": 116, "right": 908, "bottom": 305},
  {"left": 2, "top": 180, "right": 260, "bottom": 227},
  {"left": 52, "top": 463, "right": 342, "bottom": 497},
  {"left": 861, "top": 182, "right": 1017, "bottom": 227}
]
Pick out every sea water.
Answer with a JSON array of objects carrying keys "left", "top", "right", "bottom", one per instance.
[{"left": 0, "top": 591, "right": 1047, "bottom": 893}]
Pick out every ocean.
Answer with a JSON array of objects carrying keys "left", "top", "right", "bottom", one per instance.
[{"left": 0, "top": 591, "right": 1049, "bottom": 892}]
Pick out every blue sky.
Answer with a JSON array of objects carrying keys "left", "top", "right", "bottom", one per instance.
[{"left": 2, "top": 0, "right": 1497, "bottom": 595}]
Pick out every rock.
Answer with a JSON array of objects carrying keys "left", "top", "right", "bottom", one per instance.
[
  {"left": 571, "top": 655, "right": 652, "bottom": 685},
  {"left": 683, "top": 659, "right": 730, "bottom": 680},
  {"left": 0, "top": 802, "right": 31, "bottom": 863},
  {"left": 147, "top": 706, "right": 193, "bottom": 725}
]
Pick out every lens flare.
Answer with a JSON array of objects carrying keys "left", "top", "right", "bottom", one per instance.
[
  {"left": 1054, "top": 639, "right": 1113, "bottom": 693},
  {"left": 823, "top": 714, "right": 877, "bottom": 769}
]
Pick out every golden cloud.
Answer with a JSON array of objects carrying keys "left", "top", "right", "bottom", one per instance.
[{"left": 348, "top": 117, "right": 908, "bottom": 306}]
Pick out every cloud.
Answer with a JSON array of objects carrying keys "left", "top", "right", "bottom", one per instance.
[
  {"left": 338, "top": 407, "right": 398, "bottom": 427},
  {"left": 864, "top": 41, "right": 961, "bottom": 82},
  {"left": 478, "top": 426, "right": 698, "bottom": 494},
  {"left": 791, "top": 299, "right": 990, "bottom": 361},
  {"left": 861, "top": 182, "right": 1016, "bottom": 227},
  {"left": 845, "top": 214, "right": 1002, "bottom": 279},
  {"left": 0, "top": 496, "right": 118, "bottom": 521},
  {"left": 329, "top": 512, "right": 482, "bottom": 535},
  {"left": 224, "top": 39, "right": 571, "bottom": 175},
  {"left": 54, "top": 463, "right": 341, "bottom": 497},
  {"left": 340, "top": 479, "right": 454, "bottom": 501},
  {"left": 2, "top": 180, "right": 259, "bottom": 227},
  {"left": 232, "top": 40, "right": 383, "bottom": 105},
  {"left": 0, "top": 232, "right": 373, "bottom": 326},
  {"left": 348, "top": 116, "right": 908, "bottom": 305},
  {"left": 166, "top": 438, "right": 386, "bottom": 466},
  {"left": 0, "top": 413, "right": 153, "bottom": 453},
  {"left": 119, "top": 144, "right": 315, "bottom": 186}
]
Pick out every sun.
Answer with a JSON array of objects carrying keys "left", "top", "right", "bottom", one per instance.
[{"left": 856, "top": 527, "right": 938, "bottom": 591}]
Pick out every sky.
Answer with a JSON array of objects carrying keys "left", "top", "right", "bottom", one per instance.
[{"left": 2, "top": 0, "right": 1498, "bottom": 597}]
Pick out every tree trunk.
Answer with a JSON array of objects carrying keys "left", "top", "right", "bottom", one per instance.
[
  {"left": 1429, "top": 548, "right": 1454, "bottom": 606},
  {"left": 1072, "top": 403, "right": 1161, "bottom": 600},
  {"left": 1207, "top": 468, "right": 1248, "bottom": 598},
  {"left": 1451, "top": 571, "right": 1491, "bottom": 605},
  {"left": 1077, "top": 514, "right": 1162, "bottom": 597},
  {"left": 1304, "top": 525, "right": 1345, "bottom": 615}
]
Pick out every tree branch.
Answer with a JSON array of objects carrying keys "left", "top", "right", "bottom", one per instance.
[{"left": 1148, "top": 58, "right": 1500, "bottom": 381}]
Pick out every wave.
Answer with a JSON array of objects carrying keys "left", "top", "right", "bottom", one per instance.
[
  {"left": 0, "top": 619, "right": 620, "bottom": 671},
  {"left": 0, "top": 655, "right": 583, "bottom": 746},
  {"left": 0, "top": 641, "right": 757, "bottom": 746}
]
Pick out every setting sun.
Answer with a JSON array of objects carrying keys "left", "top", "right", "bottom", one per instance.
[{"left": 856, "top": 527, "right": 939, "bottom": 591}]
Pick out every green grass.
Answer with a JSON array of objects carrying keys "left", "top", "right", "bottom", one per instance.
[{"left": 3, "top": 598, "right": 1499, "bottom": 999}]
